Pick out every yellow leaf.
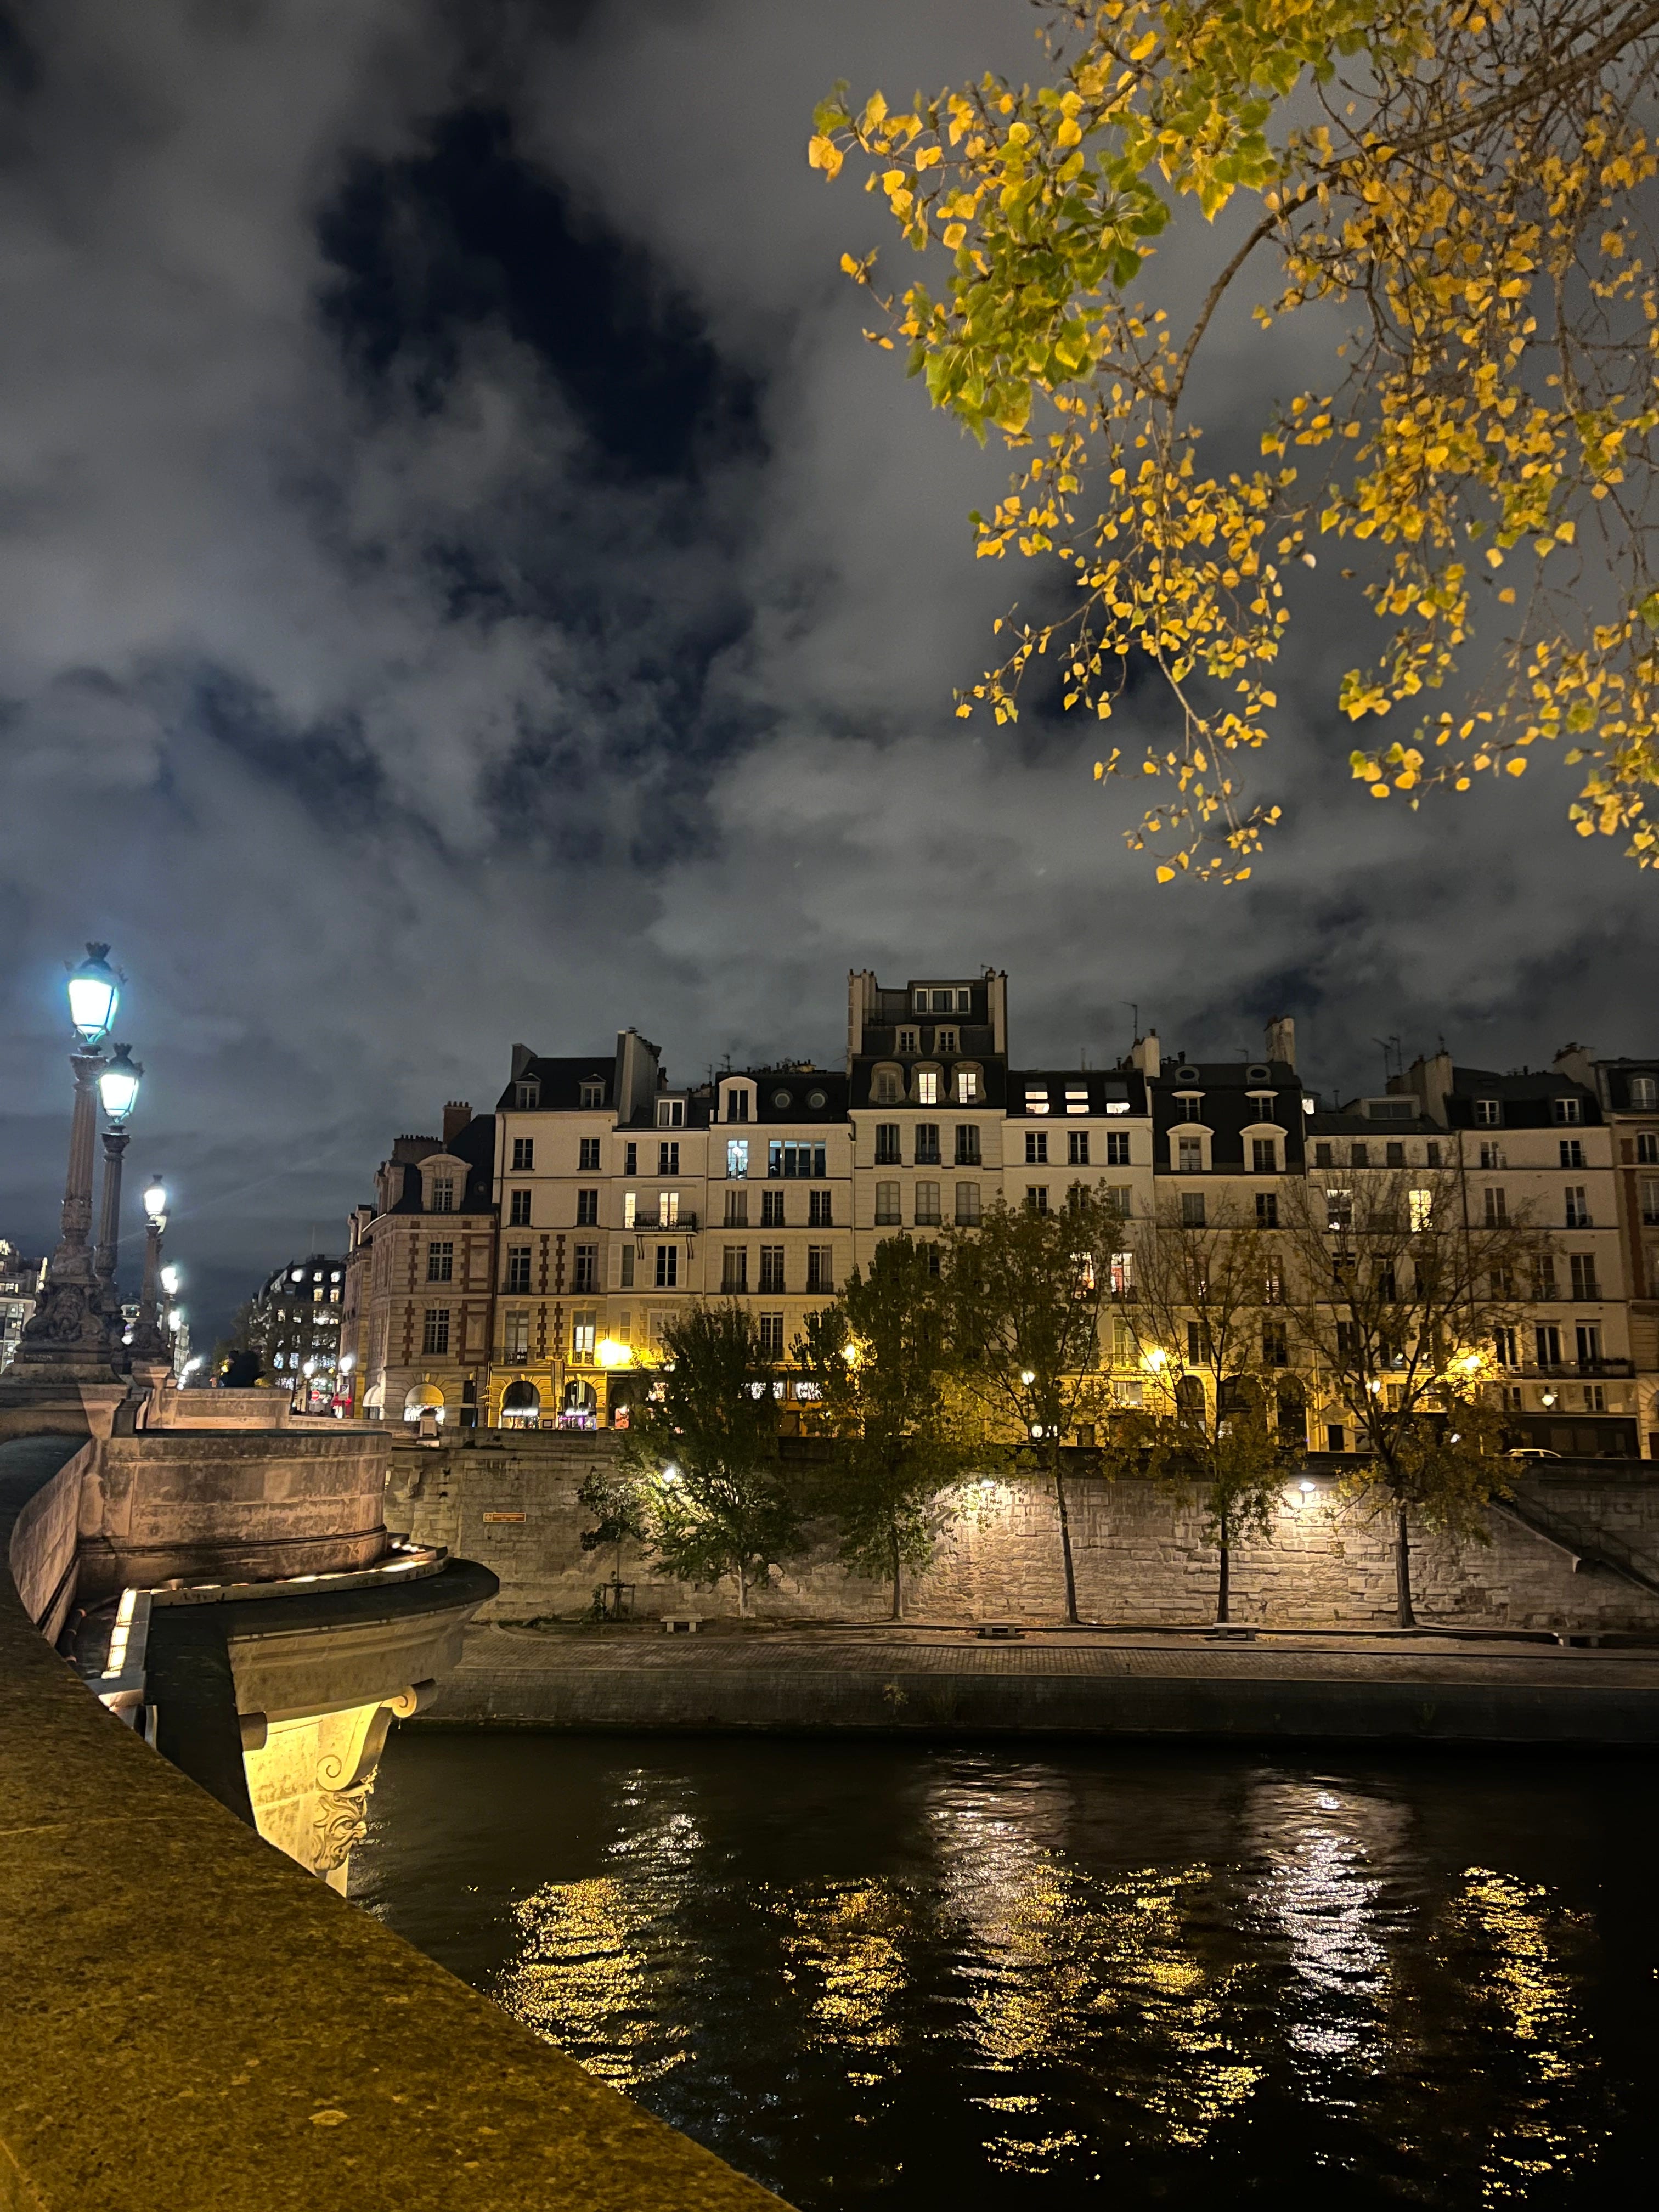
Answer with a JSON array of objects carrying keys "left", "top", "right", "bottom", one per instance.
[
  {"left": 1505, "top": 757, "right": 1527, "bottom": 776},
  {"left": 1155, "top": 865, "right": 1175, "bottom": 884},
  {"left": 1128, "top": 30, "right": 1159, "bottom": 61},
  {"left": 809, "top": 136, "right": 843, "bottom": 178}
]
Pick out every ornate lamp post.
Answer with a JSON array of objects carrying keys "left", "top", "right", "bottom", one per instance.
[
  {"left": 93, "top": 1043, "right": 142, "bottom": 1350},
  {"left": 11, "top": 945, "right": 125, "bottom": 1379},
  {"left": 128, "top": 1173, "right": 172, "bottom": 1372}
]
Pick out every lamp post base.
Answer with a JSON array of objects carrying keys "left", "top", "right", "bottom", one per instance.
[{"left": 9, "top": 1278, "right": 123, "bottom": 1382}]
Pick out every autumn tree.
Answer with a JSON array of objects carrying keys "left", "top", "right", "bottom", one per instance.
[
  {"left": 812, "top": 3, "right": 1659, "bottom": 882},
  {"left": 585, "top": 1304, "right": 802, "bottom": 1614},
  {"left": 1109, "top": 1195, "right": 1297, "bottom": 1622},
  {"left": 795, "top": 1234, "right": 976, "bottom": 1617},
  {"left": 1277, "top": 1166, "right": 1549, "bottom": 1626},
  {"left": 941, "top": 1188, "right": 1119, "bottom": 1622}
]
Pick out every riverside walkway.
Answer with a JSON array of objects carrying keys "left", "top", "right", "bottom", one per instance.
[{"left": 419, "top": 1620, "right": 1659, "bottom": 1745}]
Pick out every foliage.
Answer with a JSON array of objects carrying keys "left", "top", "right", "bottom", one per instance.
[
  {"left": 592, "top": 1303, "right": 803, "bottom": 1613},
  {"left": 812, "top": 1, "right": 1659, "bottom": 881},
  {"left": 1109, "top": 1196, "right": 1297, "bottom": 1618},
  {"left": 941, "top": 1188, "right": 1121, "bottom": 1621},
  {"left": 795, "top": 1234, "right": 977, "bottom": 1616},
  {"left": 1276, "top": 1166, "right": 1545, "bottom": 1622}
]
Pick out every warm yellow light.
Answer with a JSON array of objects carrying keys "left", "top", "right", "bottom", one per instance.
[
  {"left": 596, "top": 1338, "right": 633, "bottom": 1369},
  {"left": 843, "top": 1337, "right": 865, "bottom": 1369},
  {"left": 1143, "top": 1347, "right": 1167, "bottom": 1372}
]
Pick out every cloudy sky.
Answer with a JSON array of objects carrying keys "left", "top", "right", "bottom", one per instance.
[{"left": 2, "top": 0, "right": 1654, "bottom": 1343}]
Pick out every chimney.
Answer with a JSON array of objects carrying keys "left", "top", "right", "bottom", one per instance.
[
  {"left": 442, "top": 1101, "right": 471, "bottom": 1146},
  {"left": 1130, "top": 1029, "right": 1161, "bottom": 1080},
  {"left": 1265, "top": 1014, "right": 1295, "bottom": 1069}
]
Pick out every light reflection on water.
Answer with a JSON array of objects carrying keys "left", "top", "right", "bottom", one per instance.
[{"left": 356, "top": 1739, "right": 1656, "bottom": 2208}]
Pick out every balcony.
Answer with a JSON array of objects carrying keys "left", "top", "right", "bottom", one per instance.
[
  {"left": 1499, "top": 1358, "right": 1634, "bottom": 1379},
  {"left": 635, "top": 1212, "right": 698, "bottom": 1235}
]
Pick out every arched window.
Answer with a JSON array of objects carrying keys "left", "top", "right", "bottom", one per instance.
[
  {"left": 403, "top": 1382, "right": 444, "bottom": 1423},
  {"left": 500, "top": 1379, "right": 541, "bottom": 1426},
  {"left": 1632, "top": 1075, "right": 1657, "bottom": 1110},
  {"left": 559, "top": 1378, "right": 598, "bottom": 1431}
]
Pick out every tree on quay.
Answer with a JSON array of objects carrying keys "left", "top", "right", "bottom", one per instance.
[
  {"left": 811, "top": 2, "right": 1659, "bottom": 884},
  {"left": 795, "top": 1233, "right": 976, "bottom": 1618},
  {"left": 1277, "top": 1167, "right": 1549, "bottom": 1627},
  {"left": 1108, "top": 1196, "right": 1297, "bottom": 1623},
  {"left": 940, "top": 1188, "right": 1120, "bottom": 1623},
  {"left": 580, "top": 1303, "right": 802, "bottom": 1615}
]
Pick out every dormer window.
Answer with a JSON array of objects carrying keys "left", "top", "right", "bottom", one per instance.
[
  {"left": 725, "top": 1088, "right": 749, "bottom": 1122},
  {"left": 898, "top": 1028, "right": 918, "bottom": 1054},
  {"left": 873, "top": 1066, "right": 901, "bottom": 1105},
  {"left": 580, "top": 1081, "right": 605, "bottom": 1110},
  {"left": 1632, "top": 1075, "right": 1657, "bottom": 1110},
  {"left": 935, "top": 1028, "right": 958, "bottom": 1056},
  {"left": 1025, "top": 1087, "right": 1051, "bottom": 1115},
  {"left": 1553, "top": 1096, "right": 1583, "bottom": 1125},
  {"left": 514, "top": 1082, "right": 539, "bottom": 1110},
  {"left": 1475, "top": 1098, "right": 1502, "bottom": 1126},
  {"left": 1178, "top": 1094, "right": 1203, "bottom": 1121},
  {"left": 431, "top": 1175, "right": 455, "bottom": 1214},
  {"left": 913, "top": 990, "right": 928, "bottom": 1013},
  {"left": 956, "top": 1066, "right": 981, "bottom": 1103},
  {"left": 916, "top": 1069, "right": 940, "bottom": 1105},
  {"left": 657, "top": 1098, "right": 685, "bottom": 1128},
  {"left": 1065, "top": 1087, "right": 1088, "bottom": 1115}
]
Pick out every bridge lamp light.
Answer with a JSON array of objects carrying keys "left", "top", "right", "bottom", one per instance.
[
  {"left": 96, "top": 1043, "right": 143, "bottom": 1123},
  {"left": 67, "top": 943, "right": 120, "bottom": 1043},
  {"left": 143, "top": 1176, "right": 168, "bottom": 1226}
]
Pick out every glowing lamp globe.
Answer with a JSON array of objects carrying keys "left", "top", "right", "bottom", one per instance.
[
  {"left": 160, "top": 1263, "right": 181, "bottom": 1296},
  {"left": 143, "top": 1177, "right": 167, "bottom": 1224},
  {"left": 596, "top": 1338, "right": 632, "bottom": 1369},
  {"left": 67, "top": 944, "right": 120, "bottom": 1044},
  {"left": 96, "top": 1043, "right": 143, "bottom": 1123}
]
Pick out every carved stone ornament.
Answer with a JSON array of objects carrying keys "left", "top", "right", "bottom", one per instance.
[{"left": 313, "top": 1782, "right": 374, "bottom": 1874}]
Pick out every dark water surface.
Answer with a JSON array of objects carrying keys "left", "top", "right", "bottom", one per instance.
[{"left": 353, "top": 1734, "right": 1659, "bottom": 2207}]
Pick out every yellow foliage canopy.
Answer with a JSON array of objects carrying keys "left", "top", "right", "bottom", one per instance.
[{"left": 811, "top": 0, "right": 1659, "bottom": 882}]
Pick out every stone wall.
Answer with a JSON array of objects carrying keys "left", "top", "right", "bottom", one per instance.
[{"left": 389, "top": 1431, "right": 1659, "bottom": 1633}]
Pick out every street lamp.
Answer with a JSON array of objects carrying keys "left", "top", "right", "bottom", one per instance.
[
  {"left": 93, "top": 1043, "right": 143, "bottom": 1346},
  {"left": 67, "top": 944, "right": 120, "bottom": 1045},
  {"left": 128, "top": 1175, "right": 172, "bottom": 1373},
  {"left": 9, "top": 944, "right": 127, "bottom": 1381}
]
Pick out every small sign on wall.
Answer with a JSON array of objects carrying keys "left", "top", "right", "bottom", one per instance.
[{"left": 481, "top": 1510, "right": 528, "bottom": 1524}]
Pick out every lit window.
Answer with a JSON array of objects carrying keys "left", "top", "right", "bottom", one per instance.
[
  {"left": 956, "top": 1068, "right": 980, "bottom": 1103},
  {"left": 623, "top": 1192, "right": 637, "bottom": 1228},
  {"left": 1065, "top": 1088, "right": 1088, "bottom": 1115},
  {"left": 572, "top": 1310, "right": 596, "bottom": 1359},
  {"left": 1409, "top": 1189, "right": 1434, "bottom": 1232},
  {"left": 1025, "top": 1087, "right": 1050, "bottom": 1115},
  {"left": 917, "top": 1070, "right": 939, "bottom": 1105},
  {"left": 657, "top": 1191, "right": 680, "bottom": 1226}
]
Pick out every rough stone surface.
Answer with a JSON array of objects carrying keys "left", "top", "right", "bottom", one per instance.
[
  {"left": 390, "top": 1433, "right": 1659, "bottom": 1633},
  {"left": 0, "top": 1434, "right": 787, "bottom": 2212}
]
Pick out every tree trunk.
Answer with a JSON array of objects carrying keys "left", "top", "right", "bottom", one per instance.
[
  {"left": 890, "top": 1525, "right": 902, "bottom": 1621},
  {"left": 1053, "top": 1442, "right": 1080, "bottom": 1623},
  {"left": 1394, "top": 1505, "right": 1414, "bottom": 1629},
  {"left": 1216, "top": 1511, "right": 1231, "bottom": 1626},
  {"left": 737, "top": 1560, "right": 749, "bottom": 1616}
]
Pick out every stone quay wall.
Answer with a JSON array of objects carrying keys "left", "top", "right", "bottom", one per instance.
[{"left": 388, "top": 1432, "right": 1659, "bottom": 1633}]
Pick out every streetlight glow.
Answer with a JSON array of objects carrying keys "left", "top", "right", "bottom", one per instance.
[
  {"left": 66, "top": 943, "right": 120, "bottom": 1043},
  {"left": 143, "top": 1176, "right": 167, "bottom": 1223},
  {"left": 160, "top": 1263, "right": 181, "bottom": 1296},
  {"left": 95, "top": 1043, "right": 143, "bottom": 1123}
]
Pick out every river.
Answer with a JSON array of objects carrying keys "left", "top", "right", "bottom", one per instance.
[{"left": 353, "top": 1733, "right": 1659, "bottom": 2208}]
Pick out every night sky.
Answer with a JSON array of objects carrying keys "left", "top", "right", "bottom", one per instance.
[{"left": 2, "top": 0, "right": 1655, "bottom": 1348}]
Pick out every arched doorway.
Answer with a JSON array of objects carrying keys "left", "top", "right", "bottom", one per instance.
[
  {"left": 500, "top": 1379, "right": 542, "bottom": 1428},
  {"left": 402, "top": 1382, "right": 445, "bottom": 1424},
  {"left": 559, "top": 1378, "right": 598, "bottom": 1431}
]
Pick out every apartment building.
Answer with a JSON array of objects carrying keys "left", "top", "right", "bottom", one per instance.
[{"left": 342, "top": 972, "right": 1659, "bottom": 1457}]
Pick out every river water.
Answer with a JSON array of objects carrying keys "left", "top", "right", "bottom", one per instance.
[{"left": 354, "top": 1734, "right": 1658, "bottom": 2208}]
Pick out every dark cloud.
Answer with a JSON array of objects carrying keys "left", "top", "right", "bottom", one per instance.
[{"left": 2, "top": 0, "right": 1656, "bottom": 1345}]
